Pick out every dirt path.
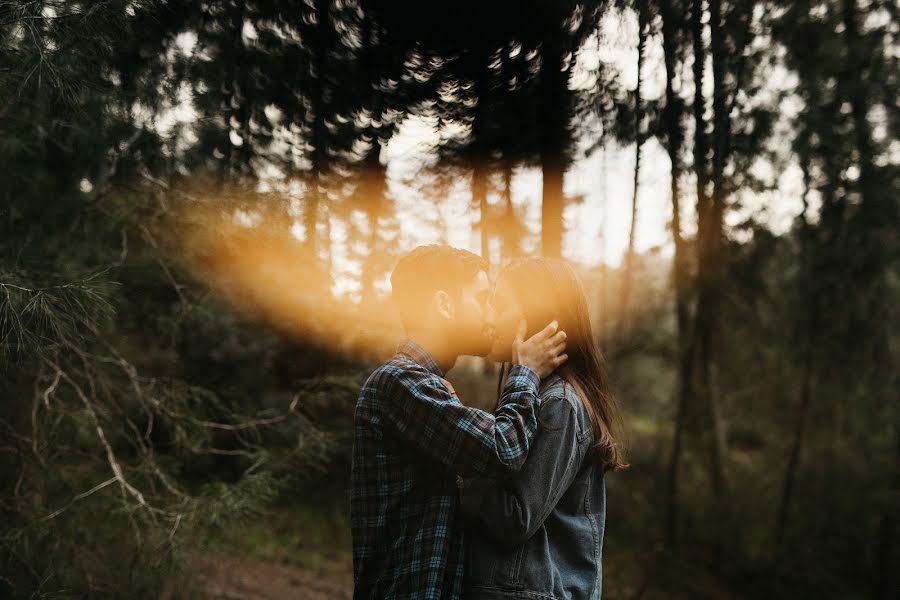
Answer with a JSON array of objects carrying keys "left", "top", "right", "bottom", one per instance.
[{"left": 161, "top": 554, "right": 352, "bottom": 600}]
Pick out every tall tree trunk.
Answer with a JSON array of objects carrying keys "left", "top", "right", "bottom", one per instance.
[
  {"left": 471, "top": 47, "right": 493, "bottom": 263},
  {"left": 473, "top": 163, "right": 490, "bottom": 261},
  {"left": 361, "top": 141, "right": 387, "bottom": 304},
  {"left": 500, "top": 162, "right": 520, "bottom": 260},
  {"left": 840, "top": 0, "right": 875, "bottom": 203},
  {"left": 774, "top": 330, "right": 815, "bottom": 555},
  {"left": 774, "top": 155, "right": 816, "bottom": 558},
  {"left": 841, "top": 7, "right": 896, "bottom": 591},
  {"left": 873, "top": 433, "right": 899, "bottom": 599},
  {"left": 360, "top": 9, "right": 387, "bottom": 304},
  {"left": 539, "top": 21, "right": 569, "bottom": 259},
  {"left": 597, "top": 146, "right": 609, "bottom": 337},
  {"left": 685, "top": 0, "right": 719, "bottom": 499},
  {"left": 697, "top": 0, "right": 728, "bottom": 496},
  {"left": 496, "top": 44, "right": 519, "bottom": 263},
  {"left": 618, "top": 0, "right": 647, "bottom": 336},
  {"left": 307, "top": 0, "right": 333, "bottom": 283},
  {"left": 691, "top": 0, "right": 710, "bottom": 239},
  {"left": 818, "top": 143, "right": 845, "bottom": 477},
  {"left": 225, "top": 2, "right": 251, "bottom": 187},
  {"left": 660, "top": 0, "right": 692, "bottom": 545},
  {"left": 840, "top": 0, "right": 893, "bottom": 354}
]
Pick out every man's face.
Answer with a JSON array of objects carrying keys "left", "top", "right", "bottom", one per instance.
[{"left": 446, "top": 270, "right": 495, "bottom": 357}]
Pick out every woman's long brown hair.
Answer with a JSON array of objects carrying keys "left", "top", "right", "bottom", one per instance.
[{"left": 495, "top": 258, "right": 628, "bottom": 472}]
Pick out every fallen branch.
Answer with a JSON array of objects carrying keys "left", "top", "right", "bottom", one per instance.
[{"left": 40, "top": 476, "right": 118, "bottom": 521}]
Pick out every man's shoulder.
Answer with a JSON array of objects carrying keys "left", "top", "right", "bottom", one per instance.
[{"left": 362, "top": 352, "right": 434, "bottom": 392}]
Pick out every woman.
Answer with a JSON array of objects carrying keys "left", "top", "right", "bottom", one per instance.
[{"left": 459, "top": 257, "right": 627, "bottom": 599}]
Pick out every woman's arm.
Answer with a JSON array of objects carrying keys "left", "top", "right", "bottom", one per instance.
[{"left": 458, "top": 394, "right": 588, "bottom": 548}]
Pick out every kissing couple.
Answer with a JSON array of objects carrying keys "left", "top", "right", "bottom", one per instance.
[{"left": 351, "top": 245, "right": 626, "bottom": 600}]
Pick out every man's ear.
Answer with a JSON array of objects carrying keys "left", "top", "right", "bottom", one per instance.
[{"left": 434, "top": 290, "right": 454, "bottom": 320}]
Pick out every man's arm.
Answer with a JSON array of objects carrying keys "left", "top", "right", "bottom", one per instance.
[
  {"left": 378, "top": 320, "right": 567, "bottom": 476},
  {"left": 380, "top": 363, "right": 542, "bottom": 477},
  {"left": 458, "top": 396, "right": 587, "bottom": 547}
]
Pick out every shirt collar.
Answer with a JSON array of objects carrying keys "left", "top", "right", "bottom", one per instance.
[{"left": 397, "top": 340, "right": 445, "bottom": 378}]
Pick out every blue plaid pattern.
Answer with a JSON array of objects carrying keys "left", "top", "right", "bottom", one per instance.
[{"left": 350, "top": 341, "right": 541, "bottom": 599}]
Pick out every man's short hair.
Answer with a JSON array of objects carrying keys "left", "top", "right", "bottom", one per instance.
[{"left": 390, "top": 245, "right": 488, "bottom": 331}]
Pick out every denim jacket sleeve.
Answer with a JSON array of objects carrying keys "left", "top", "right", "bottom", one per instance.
[{"left": 458, "top": 394, "right": 587, "bottom": 548}]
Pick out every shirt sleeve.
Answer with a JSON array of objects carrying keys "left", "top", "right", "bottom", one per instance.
[
  {"left": 458, "top": 395, "right": 588, "bottom": 548},
  {"left": 380, "top": 364, "right": 542, "bottom": 477}
]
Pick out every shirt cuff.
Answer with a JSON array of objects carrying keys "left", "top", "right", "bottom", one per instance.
[{"left": 506, "top": 364, "right": 540, "bottom": 392}]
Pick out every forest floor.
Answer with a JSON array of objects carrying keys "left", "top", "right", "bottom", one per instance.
[
  {"left": 161, "top": 552, "right": 352, "bottom": 599},
  {"left": 159, "top": 498, "right": 354, "bottom": 599},
  {"left": 157, "top": 393, "right": 742, "bottom": 600},
  {"left": 160, "top": 548, "right": 739, "bottom": 600}
]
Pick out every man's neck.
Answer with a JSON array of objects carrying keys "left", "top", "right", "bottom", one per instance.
[{"left": 405, "top": 331, "right": 458, "bottom": 374}]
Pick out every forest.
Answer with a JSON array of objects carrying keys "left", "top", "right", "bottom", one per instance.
[{"left": 1, "top": 0, "right": 897, "bottom": 598}]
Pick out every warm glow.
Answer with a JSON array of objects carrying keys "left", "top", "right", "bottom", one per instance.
[{"left": 166, "top": 185, "right": 404, "bottom": 362}]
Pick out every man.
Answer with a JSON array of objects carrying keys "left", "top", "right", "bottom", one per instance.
[{"left": 351, "top": 245, "right": 568, "bottom": 599}]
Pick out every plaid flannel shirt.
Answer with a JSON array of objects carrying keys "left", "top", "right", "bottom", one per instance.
[{"left": 350, "top": 340, "right": 542, "bottom": 599}]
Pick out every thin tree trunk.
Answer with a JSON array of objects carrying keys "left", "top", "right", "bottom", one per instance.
[
  {"left": 840, "top": 0, "right": 875, "bottom": 202},
  {"left": 361, "top": 141, "right": 387, "bottom": 304},
  {"left": 540, "top": 161, "right": 565, "bottom": 260},
  {"left": 660, "top": 0, "right": 692, "bottom": 545},
  {"left": 818, "top": 148, "right": 845, "bottom": 478},
  {"left": 841, "top": 5, "right": 896, "bottom": 592},
  {"left": 774, "top": 305, "right": 815, "bottom": 556},
  {"left": 500, "top": 162, "right": 519, "bottom": 260},
  {"left": 687, "top": 0, "right": 718, "bottom": 498},
  {"left": 539, "top": 22, "right": 568, "bottom": 259},
  {"left": 698, "top": 0, "right": 728, "bottom": 496},
  {"left": 471, "top": 47, "right": 493, "bottom": 263},
  {"left": 473, "top": 162, "right": 490, "bottom": 261},
  {"left": 597, "top": 146, "right": 609, "bottom": 338},
  {"left": 359, "top": 10, "right": 388, "bottom": 304},
  {"left": 774, "top": 155, "right": 816, "bottom": 557},
  {"left": 873, "top": 432, "right": 899, "bottom": 599},
  {"left": 496, "top": 44, "right": 519, "bottom": 263},
  {"left": 618, "top": 0, "right": 647, "bottom": 336},
  {"left": 691, "top": 0, "right": 710, "bottom": 239},
  {"left": 307, "top": 0, "right": 333, "bottom": 278},
  {"left": 225, "top": 2, "right": 251, "bottom": 187},
  {"left": 322, "top": 210, "right": 333, "bottom": 286},
  {"left": 660, "top": 0, "right": 689, "bottom": 344}
]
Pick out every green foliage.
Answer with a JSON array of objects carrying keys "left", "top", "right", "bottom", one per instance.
[
  {"left": 1, "top": 0, "right": 896, "bottom": 598},
  {"left": 0, "top": 269, "right": 115, "bottom": 362}
]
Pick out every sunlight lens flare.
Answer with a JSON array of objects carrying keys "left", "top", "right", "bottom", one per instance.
[{"left": 166, "top": 193, "right": 402, "bottom": 361}]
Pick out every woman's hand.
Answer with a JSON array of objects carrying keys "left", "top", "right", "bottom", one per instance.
[{"left": 513, "top": 319, "right": 567, "bottom": 378}]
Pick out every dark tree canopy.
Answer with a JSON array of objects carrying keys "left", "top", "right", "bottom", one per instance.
[{"left": 1, "top": 0, "right": 896, "bottom": 597}]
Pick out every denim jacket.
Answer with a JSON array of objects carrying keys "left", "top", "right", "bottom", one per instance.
[{"left": 459, "top": 374, "right": 606, "bottom": 599}]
